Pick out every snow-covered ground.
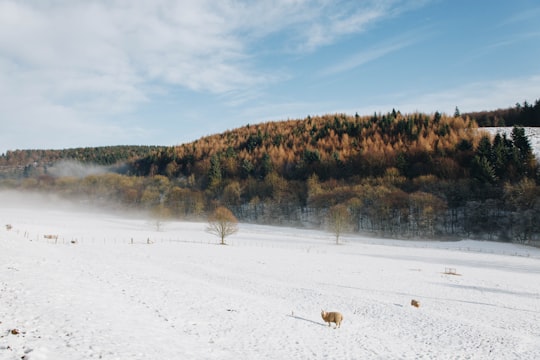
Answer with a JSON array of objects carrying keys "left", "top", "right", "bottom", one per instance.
[{"left": 1, "top": 191, "right": 540, "bottom": 360}]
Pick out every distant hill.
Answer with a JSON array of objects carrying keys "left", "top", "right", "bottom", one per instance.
[
  {"left": 0, "top": 145, "right": 166, "bottom": 179},
  {"left": 463, "top": 99, "right": 540, "bottom": 127}
]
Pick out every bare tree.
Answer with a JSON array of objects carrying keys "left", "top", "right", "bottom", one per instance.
[
  {"left": 328, "top": 204, "right": 350, "bottom": 244},
  {"left": 150, "top": 203, "right": 170, "bottom": 231},
  {"left": 206, "top": 206, "right": 238, "bottom": 245}
]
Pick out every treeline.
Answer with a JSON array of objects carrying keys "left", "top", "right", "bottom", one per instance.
[
  {"left": 126, "top": 112, "right": 538, "bottom": 242},
  {"left": 464, "top": 99, "right": 540, "bottom": 127},
  {"left": 132, "top": 111, "right": 483, "bottom": 182},
  {"left": 2, "top": 110, "right": 538, "bottom": 244},
  {"left": 132, "top": 112, "right": 536, "bottom": 185},
  {"left": 0, "top": 145, "right": 165, "bottom": 179}
]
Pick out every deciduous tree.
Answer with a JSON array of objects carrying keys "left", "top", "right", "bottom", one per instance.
[
  {"left": 327, "top": 204, "right": 351, "bottom": 244},
  {"left": 206, "top": 206, "right": 238, "bottom": 245}
]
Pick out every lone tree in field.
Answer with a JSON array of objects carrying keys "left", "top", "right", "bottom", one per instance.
[
  {"left": 206, "top": 206, "right": 238, "bottom": 245},
  {"left": 327, "top": 204, "right": 351, "bottom": 244},
  {"left": 151, "top": 203, "right": 171, "bottom": 232}
]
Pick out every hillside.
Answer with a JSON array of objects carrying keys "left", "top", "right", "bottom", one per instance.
[
  {"left": 132, "top": 111, "right": 538, "bottom": 184},
  {"left": 1, "top": 105, "right": 539, "bottom": 243},
  {"left": 0, "top": 145, "right": 166, "bottom": 179},
  {"left": 133, "top": 112, "right": 481, "bottom": 181},
  {"left": 463, "top": 99, "right": 540, "bottom": 127}
]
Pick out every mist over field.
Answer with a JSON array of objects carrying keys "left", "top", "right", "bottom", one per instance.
[{"left": 47, "top": 160, "right": 111, "bottom": 179}]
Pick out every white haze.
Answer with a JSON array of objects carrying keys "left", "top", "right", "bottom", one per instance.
[
  {"left": 0, "top": 191, "right": 539, "bottom": 359},
  {"left": 47, "top": 160, "right": 110, "bottom": 178}
]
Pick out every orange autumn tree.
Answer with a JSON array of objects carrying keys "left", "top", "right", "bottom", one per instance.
[{"left": 206, "top": 206, "right": 239, "bottom": 245}]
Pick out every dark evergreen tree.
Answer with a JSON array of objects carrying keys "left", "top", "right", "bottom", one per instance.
[
  {"left": 208, "top": 154, "right": 223, "bottom": 190},
  {"left": 511, "top": 126, "right": 535, "bottom": 177},
  {"left": 471, "top": 156, "right": 497, "bottom": 184},
  {"left": 491, "top": 133, "right": 508, "bottom": 181},
  {"left": 476, "top": 135, "right": 492, "bottom": 160}
]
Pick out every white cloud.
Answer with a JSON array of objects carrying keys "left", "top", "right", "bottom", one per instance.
[
  {"left": 299, "top": 3, "right": 387, "bottom": 51},
  {"left": 0, "top": 0, "right": 419, "bottom": 100},
  {"left": 0, "top": 0, "right": 430, "bottom": 151},
  {"left": 295, "top": 0, "right": 432, "bottom": 52}
]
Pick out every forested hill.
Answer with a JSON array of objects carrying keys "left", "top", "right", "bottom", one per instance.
[
  {"left": 1, "top": 99, "right": 537, "bottom": 172},
  {"left": 0, "top": 145, "right": 165, "bottom": 178},
  {"left": 132, "top": 111, "right": 535, "bottom": 185},
  {"left": 122, "top": 109, "right": 538, "bottom": 243},
  {"left": 1, "top": 104, "right": 539, "bottom": 243}
]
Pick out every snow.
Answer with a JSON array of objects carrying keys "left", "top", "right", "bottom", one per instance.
[
  {"left": 481, "top": 127, "right": 540, "bottom": 157},
  {"left": 1, "top": 191, "right": 540, "bottom": 359}
]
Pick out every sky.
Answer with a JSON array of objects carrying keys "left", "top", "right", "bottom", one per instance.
[{"left": 1, "top": 0, "right": 539, "bottom": 153}]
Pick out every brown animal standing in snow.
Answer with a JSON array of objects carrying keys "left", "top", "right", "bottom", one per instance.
[
  {"left": 321, "top": 310, "right": 343, "bottom": 328},
  {"left": 411, "top": 299, "right": 420, "bottom": 308}
]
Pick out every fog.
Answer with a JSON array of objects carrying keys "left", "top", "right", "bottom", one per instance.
[
  {"left": 0, "top": 190, "right": 147, "bottom": 223},
  {"left": 47, "top": 160, "right": 111, "bottom": 178}
]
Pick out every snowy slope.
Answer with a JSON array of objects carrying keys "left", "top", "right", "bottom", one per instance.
[
  {"left": 481, "top": 127, "right": 540, "bottom": 157},
  {"left": 1, "top": 192, "right": 540, "bottom": 360}
]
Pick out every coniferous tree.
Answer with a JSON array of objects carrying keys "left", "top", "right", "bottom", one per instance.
[
  {"left": 511, "top": 126, "right": 535, "bottom": 178},
  {"left": 208, "top": 154, "right": 223, "bottom": 190}
]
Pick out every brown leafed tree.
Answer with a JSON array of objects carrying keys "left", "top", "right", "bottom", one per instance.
[
  {"left": 206, "top": 206, "right": 239, "bottom": 245},
  {"left": 328, "top": 204, "right": 351, "bottom": 244}
]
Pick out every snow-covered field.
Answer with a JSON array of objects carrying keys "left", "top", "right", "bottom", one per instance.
[{"left": 1, "top": 191, "right": 540, "bottom": 360}]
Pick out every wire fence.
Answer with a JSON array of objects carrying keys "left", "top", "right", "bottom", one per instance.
[
  {"left": 3, "top": 226, "right": 333, "bottom": 254},
  {"left": 3, "top": 224, "right": 539, "bottom": 258}
]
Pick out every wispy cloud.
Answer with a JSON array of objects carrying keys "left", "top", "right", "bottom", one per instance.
[
  {"left": 482, "top": 31, "right": 540, "bottom": 52},
  {"left": 320, "top": 29, "right": 427, "bottom": 76},
  {"left": 0, "top": 1, "right": 419, "bottom": 106},
  {"left": 293, "top": 0, "right": 432, "bottom": 52},
  {"left": 500, "top": 6, "right": 540, "bottom": 26},
  {"left": 0, "top": 0, "right": 432, "bottom": 151},
  {"left": 297, "top": 4, "right": 386, "bottom": 52},
  {"left": 0, "top": 1, "right": 253, "bottom": 110}
]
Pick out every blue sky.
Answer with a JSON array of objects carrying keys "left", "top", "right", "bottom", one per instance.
[{"left": 1, "top": 0, "right": 539, "bottom": 153}]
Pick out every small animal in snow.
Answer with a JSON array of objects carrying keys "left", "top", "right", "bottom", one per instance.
[{"left": 321, "top": 310, "right": 343, "bottom": 328}]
